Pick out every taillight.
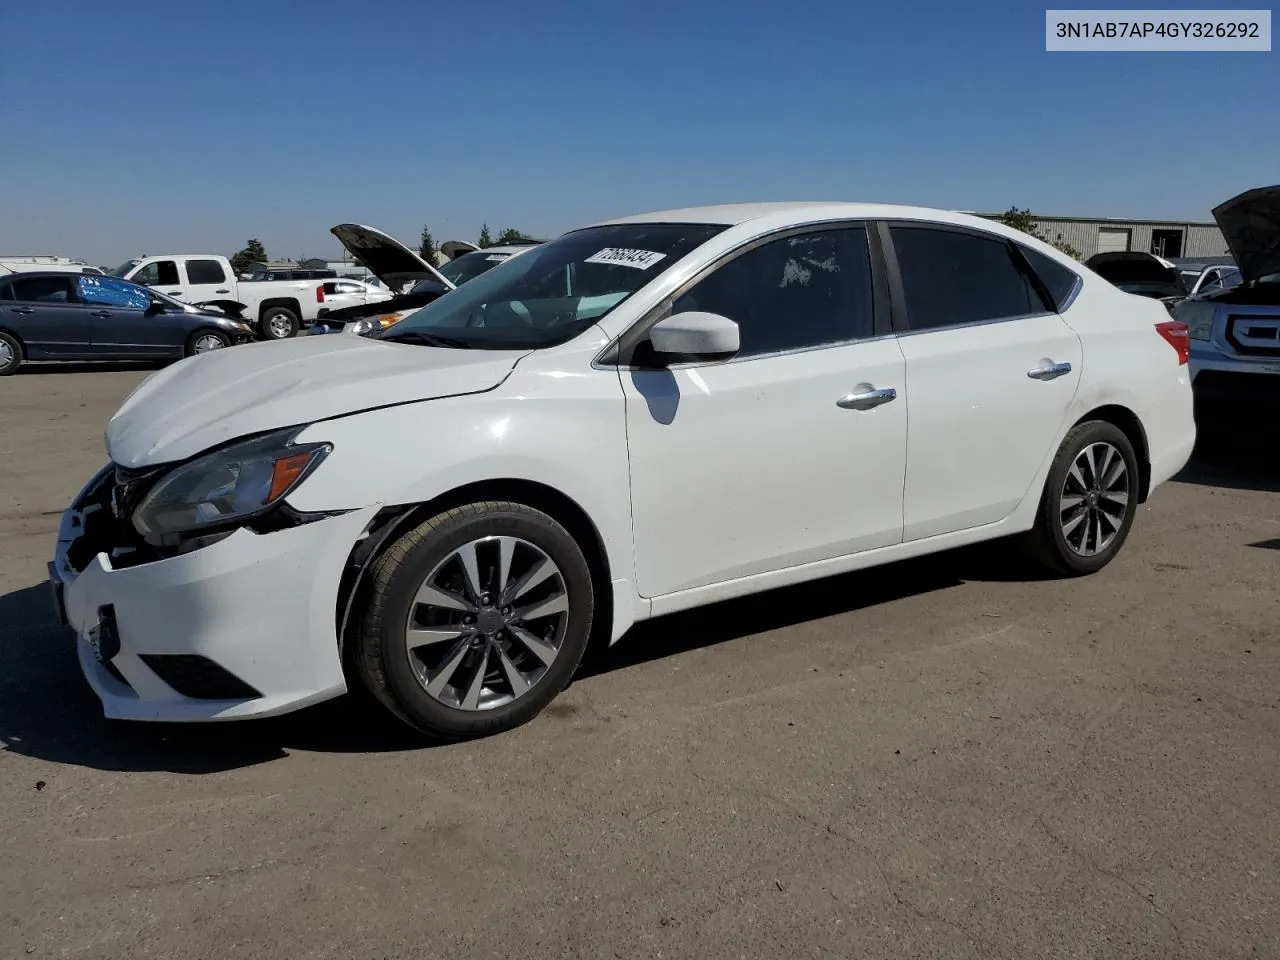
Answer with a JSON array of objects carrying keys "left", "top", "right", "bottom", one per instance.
[
  {"left": 316, "top": 285, "right": 324, "bottom": 303},
  {"left": 1155, "top": 320, "right": 1189, "bottom": 365}
]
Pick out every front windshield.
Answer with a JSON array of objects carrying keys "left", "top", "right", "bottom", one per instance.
[
  {"left": 438, "top": 250, "right": 512, "bottom": 286},
  {"left": 109, "top": 259, "right": 141, "bottom": 278},
  {"left": 385, "top": 223, "right": 726, "bottom": 349}
]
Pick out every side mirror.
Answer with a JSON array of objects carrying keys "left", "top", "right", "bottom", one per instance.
[
  {"left": 145, "top": 298, "right": 165, "bottom": 315},
  {"left": 647, "top": 311, "right": 740, "bottom": 361}
]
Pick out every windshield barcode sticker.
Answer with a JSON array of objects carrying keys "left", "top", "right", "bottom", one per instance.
[{"left": 584, "top": 247, "right": 667, "bottom": 270}]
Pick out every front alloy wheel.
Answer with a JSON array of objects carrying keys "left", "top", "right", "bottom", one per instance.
[
  {"left": 355, "top": 501, "right": 595, "bottom": 740},
  {"left": 405, "top": 536, "right": 570, "bottom": 711}
]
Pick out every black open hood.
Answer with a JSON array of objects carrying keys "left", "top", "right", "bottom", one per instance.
[
  {"left": 1085, "top": 251, "right": 1180, "bottom": 285},
  {"left": 1212, "top": 185, "right": 1280, "bottom": 285}
]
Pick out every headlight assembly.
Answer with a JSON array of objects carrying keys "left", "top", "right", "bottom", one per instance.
[{"left": 132, "top": 428, "right": 331, "bottom": 543}]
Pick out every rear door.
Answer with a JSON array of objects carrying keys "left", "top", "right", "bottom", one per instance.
[
  {"left": 180, "top": 257, "right": 234, "bottom": 304},
  {"left": 77, "top": 276, "right": 178, "bottom": 356},
  {"left": 5, "top": 275, "right": 88, "bottom": 357},
  {"left": 885, "top": 222, "right": 1083, "bottom": 541}
]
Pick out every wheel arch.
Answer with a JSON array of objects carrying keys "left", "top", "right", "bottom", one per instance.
[
  {"left": 333, "top": 478, "right": 615, "bottom": 660},
  {"left": 1072, "top": 404, "right": 1151, "bottom": 502},
  {"left": 257, "top": 297, "right": 302, "bottom": 319}
]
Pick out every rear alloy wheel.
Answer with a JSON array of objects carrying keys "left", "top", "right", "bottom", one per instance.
[
  {"left": 355, "top": 501, "right": 595, "bottom": 740},
  {"left": 186, "top": 330, "right": 230, "bottom": 356},
  {"left": 0, "top": 332, "right": 21, "bottom": 376},
  {"left": 260, "top": 307, "right": 299, "bottom": 340},
  {"left": 1026, "top": 420, "right": 1140, "bottom": 575}
]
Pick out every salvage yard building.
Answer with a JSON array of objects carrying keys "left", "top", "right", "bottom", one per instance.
[{"left": 976, "top": 211, "right": 1229, "bottom": 260}]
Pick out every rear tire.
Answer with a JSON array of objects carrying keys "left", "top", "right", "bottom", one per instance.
[
  {"left": 259, "top": 306, "right": 299, "bottom": 340},
  {"left": 1025, "top": 420, "right": 1140, "bottom": 576},
  {"left": 0, "top": 332, "right": 21, "bottom": 375},
  {"left": 355, "top": 501, "right": 595, "bottom": 741}
]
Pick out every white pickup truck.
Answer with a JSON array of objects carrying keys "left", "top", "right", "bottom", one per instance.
[{"left": 108, "top": 254, "right": 325, "bottom": 340}]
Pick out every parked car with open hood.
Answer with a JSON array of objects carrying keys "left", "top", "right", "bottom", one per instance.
[
  {"left": 308, "top": 228, "right": 543, "bottom": 336},
  {"left": 0, "top": 272, "right": 254, "bottom": 375},
  {"left": 1172, "top": 184, "right": 1280, "bottom": 414},
  {"left": 1085, "top": 251, "right": 1187, "bottom": 309},
  {"left": 49, "top": 201, "right": 1194, "bottom": 740}
]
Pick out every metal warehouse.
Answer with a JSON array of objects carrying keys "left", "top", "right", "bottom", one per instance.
[{"left": 977, "top": 212, "right": 1228, "bottom": 260}]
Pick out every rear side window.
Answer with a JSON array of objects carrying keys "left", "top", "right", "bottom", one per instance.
[
  {"left": 890, "top": 226, "right": 1041, "bottom": 331},
  {"left": 1018, "top": 245, "right": 1080, "bottom": 311},
  {"left": 186, "top": 259, "right": 227, "bottom": 284},
  {"left": 0, "top": 284, "right": 11, "bottom": 301},
  {"left": 11, "top": 276, "right": 73, "bottom": 302}
]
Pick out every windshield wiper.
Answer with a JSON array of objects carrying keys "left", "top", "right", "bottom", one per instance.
[{"left": 379, "top": 330, "right": 473, "bottom": 349}]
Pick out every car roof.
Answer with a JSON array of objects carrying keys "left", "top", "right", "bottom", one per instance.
[
  {"left": 587, "top": 201, "right": 1030, "bottom": 235},
  {"left": 0, "top": 270, "right": 94, "bottom": 281}
]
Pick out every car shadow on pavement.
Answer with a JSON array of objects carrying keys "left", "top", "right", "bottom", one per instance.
[
  {"left": 0, "top": 583, "right": 427, "bottom": 775},
  {"left": 1173, "top": 421, "right": 1280, "bottom": 493},
  {"left": 19, "top": 360, "right": 168, "bottom": 375}
]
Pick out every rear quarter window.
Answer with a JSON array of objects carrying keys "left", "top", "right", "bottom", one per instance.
[{"left": 1018, "top": 245, "right": 1082, "bottom": 312}]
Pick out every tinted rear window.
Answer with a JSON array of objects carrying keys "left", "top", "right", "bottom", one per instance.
[{"left": 1019, "top": 245, "right": 1080, "bottom": 311}]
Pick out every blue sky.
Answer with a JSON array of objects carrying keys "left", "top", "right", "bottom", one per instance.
[{"left": 1, "top": 0, "right": 1275, "bottom": 264}]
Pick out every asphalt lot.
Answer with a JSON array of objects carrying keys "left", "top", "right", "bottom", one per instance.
[{"left": 2, "top": 362, "right": 1278, "bottom": 960}]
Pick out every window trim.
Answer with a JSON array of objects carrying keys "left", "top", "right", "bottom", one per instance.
[
  {"left": 596, "top": 219, "right": 893, "bottom": 370},
  {"left": 880, "top": 219, "right": 1067, "bottom": 337}
]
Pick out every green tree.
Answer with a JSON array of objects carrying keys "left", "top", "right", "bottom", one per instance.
[
  {"left": 992, "top": 207, "right": 1082, "bottom": 260},
  {"left": 230, "top": 239, "right": 268, "bottom": 276},
  {"left": 418, "top": 224, "right": 437, "bottom": 264},
  {"left": 477, "top": 223, "right": 493, "bottom": 248},
  {"left": 495, "top": 227, "right": 532, "bottom": 245}
]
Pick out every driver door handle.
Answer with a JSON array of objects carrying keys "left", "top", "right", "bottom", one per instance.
[
  {"left": 215, "top": 288, "right": 230, "bottom": 294},
  {"left": 1027, "top": 360, "right": 1072, "bottom": 381},
  {"left": 89, "top": 310, "right": 112, "bottom": 318},
  {"left": 837, "top": 386, "right": 897, "bottom": 410}
]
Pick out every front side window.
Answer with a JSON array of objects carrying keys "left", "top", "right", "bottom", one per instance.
[
  {"left": 185, "top": 259, "right": 227, "bottom": 285},
  {"left": 11, "top": 276, "right": 73, "bottom": 303},
  {"left": 668, "top": 227, "right": 875, "bottom": 358},
  {"left": 132, "top": 260, "right": 180, "bottom": 286},
  {"left": 891, "top": 226, "right": 1042, "bottom": 331},
  {"left": 76, "top": 276, "right": 151, "bottom": 309},
  {"left": 385, "top": 222, "right": 727, "bottom": 349}
]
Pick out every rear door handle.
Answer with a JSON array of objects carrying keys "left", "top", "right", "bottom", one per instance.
[
  {"left": 12, "top": 307, "right": 34, "bottom": 315},
  {"left": 837, "top": 386, "right": 897, "bottom": 410},
  {"left": 89, "top": 310, "right": 112, "bottom": 318},
  {"left": 1027, "top": 360, "right": 1072, "bottom": 381},
  {"left": 215, "top": 288, "right": 230, "bottom": 294}
]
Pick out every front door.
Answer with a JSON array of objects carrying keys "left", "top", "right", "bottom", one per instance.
[
  {"left": 885, "top": 223, "right": 1083, "bottom": 541},
  {"left": 618, "top": 225, "right": 908, "bottom": 598},
  {"left": 77, "top": 275, "right": 176, "bottom": 356}
]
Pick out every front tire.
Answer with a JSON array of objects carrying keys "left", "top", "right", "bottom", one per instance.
[
  {"left": 0, "top": 332, "right": 22, "bottom": 376},
  {"left": 259, "top": 306, "right": 299, "bottom": 340},
  {"left": 355, "top": 501, "right": 595, "bottom": 740},
  {"left": 185, "top": 329, "right": 230, "bottom": 356},
  {"left": 1026, "top": 420, "right": 1140, "bottom": 575}
]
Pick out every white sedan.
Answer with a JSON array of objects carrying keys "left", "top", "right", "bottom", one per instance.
[{"left": 50, "top": 201, "right": 1196, "bottom": 740}]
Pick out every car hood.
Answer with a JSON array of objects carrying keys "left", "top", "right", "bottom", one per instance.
[
  {"left": 441, "top": 240, "right": 481, "bottom": 260},
  {"left": 106, "top": 334, "right": 528, "bottom": 468},
  {"left": 330, "top": 223, "right": 456, "bottom": 294},
  {"left": 1212, "top": 184, "right": 1280, "bottom": 285},
  {"left": 1085, "top": 251, "right": 1179, "bottom": 285}
]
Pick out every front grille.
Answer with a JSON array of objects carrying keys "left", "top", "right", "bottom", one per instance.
[
  {"left": 138, "top": 654, "right": 263, "bottom": 701},
  {"left": 1226, "top": 314, "right": 1280, "bottom": 356}
]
